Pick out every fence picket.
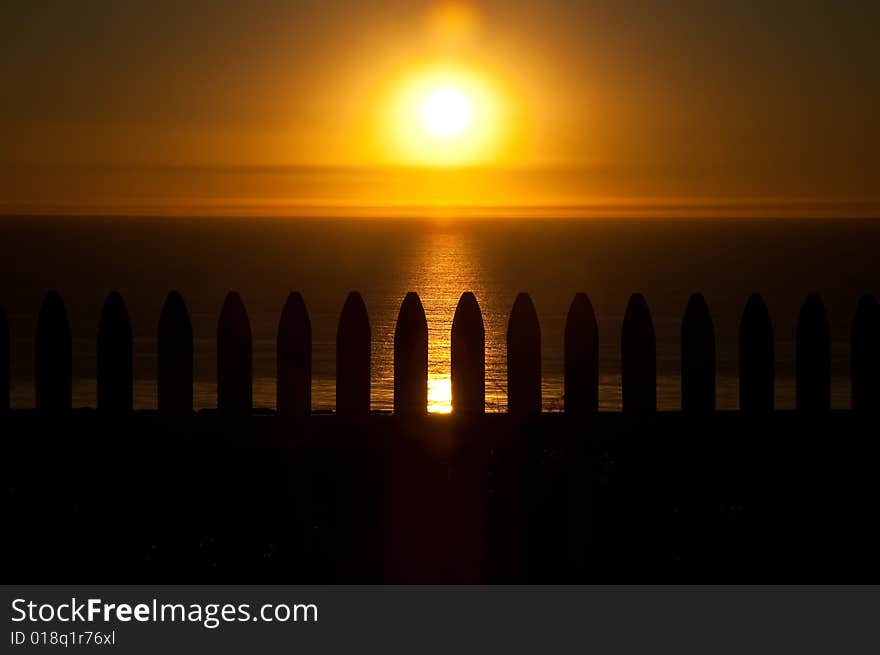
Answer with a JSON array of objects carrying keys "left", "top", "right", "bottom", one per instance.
[
  {"left": 35, "top": 291, "right": 72, "bottom": 412},
  {"left": 217, "top": 291, "right": 252, "bottom": 416},
  {"left": 451, "top": 291, "right": 485, "bottom": 414},
  {"left": 621, "top": 293, "right": 656, "bottom": 414},
  {"left": 277, "top": 292, "right": 311, "bottom": 417},
  {"left": 564, "top": 293, "right": 598, "bottom": 414},
  {"left": 97, "top": 291, "right": 133, "bottom": 413},
  {"left": 507, "top": 293, "right": 541, "bottom": 416},
  {"left": 394, "top": 292, "right": 428, "bottom": 415},
  {"left": 337, "top": 292, "right": 371, "bottom": 416}
]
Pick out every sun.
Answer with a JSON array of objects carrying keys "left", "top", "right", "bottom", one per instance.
[
  {"left": 377, "top": 63, "right": 512, "bottom": 167},
  {"left": 419, "top": 86, "right": 474, "bottom": 138}
]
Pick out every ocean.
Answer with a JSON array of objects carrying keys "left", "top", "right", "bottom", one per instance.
[{"left": 2, "top": 216, "right": 878, "bottom": 412}]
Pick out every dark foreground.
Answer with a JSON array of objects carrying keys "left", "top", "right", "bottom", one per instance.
[{"left": 2, "top": 411, "right": 877, "bottom": 583}]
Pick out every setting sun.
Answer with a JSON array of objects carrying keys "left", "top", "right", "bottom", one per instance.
[
  {"left": 419, "top": 86, "right": 474, "bottom": 138},
  {"left": 378, "top": 64, "right": 511, "bottom": 167}
]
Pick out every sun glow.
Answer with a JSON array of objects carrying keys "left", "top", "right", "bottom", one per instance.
[
  {"left": 379, "top": 64, "right": 512, "bottom": 167},
  {"left": 419, "top": 86, "right": 473, "bottom": 138}
]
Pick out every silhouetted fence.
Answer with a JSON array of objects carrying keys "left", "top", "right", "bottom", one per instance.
[
  {"left": 1, "top": 289, "right": 879, "bottom": 415},
  {"left": 4, "top": 288, "right": 880, "bottom": 584}
]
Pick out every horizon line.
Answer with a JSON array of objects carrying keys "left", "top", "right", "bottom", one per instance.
[{"left": 2, "top": 198, "right": 879, "bottom": 221}]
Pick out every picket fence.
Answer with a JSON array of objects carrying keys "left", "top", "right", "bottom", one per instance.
[{"left": 1, "top": 289, "right": 878, "bottom": 416}]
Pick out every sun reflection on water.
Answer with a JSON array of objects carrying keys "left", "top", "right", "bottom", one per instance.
[
  {"left": 405, "top": 227, "right": 492, "bottom": 413},
  {"left": 428, "top": 376, "right": 452, "bottom": 413}
]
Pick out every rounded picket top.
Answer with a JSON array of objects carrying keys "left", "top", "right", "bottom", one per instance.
[
  {"left": 96, "top": 291, "right": 133, "bottom": 413},
  {"left": 507, "top": 292, "right": 541, "bottom": 416},
  {"left": 35, "top": 290, "right": 72, "bottom": 413},
  {"left": 0, "top": 304, "right": 8, "bottom": 412},
  {"left": 336, "top": 291, "right": 371, "bottom": 416},
  {"left": 564, "top": 293, "right": 598, "bottom": 414},
  {"left": 739, "top": 293, "right": 774, "bottom": 413},
  {"left": 851, "top": 293, "right": 880, "bottom": 412},
  {"left": 621, "top": 293, "right": 656, "bottom": 414},
  {"left": 681, "top": 292, "right": 716, "bottom": 413},
  {"left": 451, "top": 291, "right": 485, "bottom": 414},
  {"left": 158, "top": 290, "right": 193, "bottom": 415},
  {"left": 796, "top": 293, "right": 830, "bottom": 412},
  {"left": 277, "top": 292, "right": 311, "bottom": 417},
  {"left": 217, "top": 291, "right": 252, "bottom": 416},
  {"left": 394, "top": 292, "right": 428, "bottom": 415}
]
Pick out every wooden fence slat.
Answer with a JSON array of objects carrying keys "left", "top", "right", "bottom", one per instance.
[
  {"left": 35, "top": 291, "right": 72, "bottom": 412},
  {"left": 217, "top": 291, "right": 252, "bottom": 416},
  {"left": 796, "top": 293, "right": 830, "bottom": 412},
  {"left": 394, "top": 291, "right": 428, "bottom": 415},
  {"left": 681, "top": 292, "right": 716, "bottom": 413},
  {"left": 851, "top": 293, "right": 880, "bottom": 411},
  {"left": 336, "top": 291, "right": 371, "bottom": 416},
  {"left": 507, "top": 292, "right": 541, "bottom": 416},
  {"left": 157, "top": 290, "right": 193, "bottom": 415},
  {"left": 739, "top": 293, "right": 774, "bottom": 413},
  {"left": 564, "top": 292, "right": 598, "bottom": 414},
  {"left": 277, "top": 292, "right": 311, "bottom": 417},
  {"left": 0, "top": 304, "right": 8, "bottom": 412},
  {"left": 96, "top": 291, "right": 133, "bottom": 413},
  {"left": 451, "top": 291, "right": 485, "bottom": 414},
  {"left": 621, "top": 293, "right": 656, "bottom": 414}
]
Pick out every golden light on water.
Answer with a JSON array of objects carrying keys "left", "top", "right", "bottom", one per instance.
[
  {"left": 414, "top": 229, "right": 475, "bottom": 413},
  {"left": 428, "top": 377, "right": 453, "bottom": 414},
  {"left": 403, "top": 228, "right": 505, "bottom": 414}
]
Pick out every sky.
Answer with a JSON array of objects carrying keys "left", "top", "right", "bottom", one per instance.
[{"left": 1, "top": 0, "right": 878, "bottom": 217}]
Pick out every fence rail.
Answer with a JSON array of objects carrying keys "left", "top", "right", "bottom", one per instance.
[{"left": 1, "top": 289, "right": 879, "bottom": 415}]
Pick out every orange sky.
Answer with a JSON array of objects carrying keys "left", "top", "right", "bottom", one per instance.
[{"left": 2, "top": 1, "right": 878, "bottom": 217}]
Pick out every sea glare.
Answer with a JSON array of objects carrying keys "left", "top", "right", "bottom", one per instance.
[{"left": 2, "top": 216, "right": 879, "bottom": 412}]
